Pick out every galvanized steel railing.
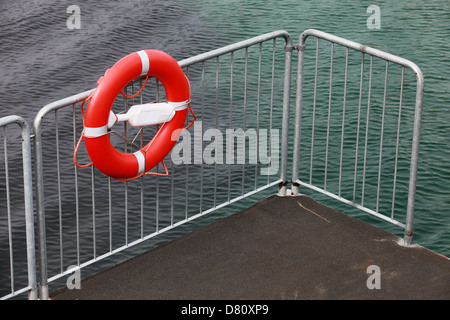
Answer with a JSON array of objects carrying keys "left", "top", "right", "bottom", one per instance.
[
  {"left": 0, "top": 29, "right": 424, "bottom": 300},
  {"left": 0, "top": 116, "right": 37, "bottom": 300},
  {"left": 291, "top": 29, "right": 424, "bottom": 244},
  {"left": 32, "top": 30, "right": 293, "bottom": 299}
]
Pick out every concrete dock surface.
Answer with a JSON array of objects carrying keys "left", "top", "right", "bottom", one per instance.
[{"left": 51, "top": 195, "right": 450, "bottom": 300}]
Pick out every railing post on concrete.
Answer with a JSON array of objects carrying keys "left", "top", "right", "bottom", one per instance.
[
  {"left": 277, "top": 35, "right": 293, "bottom": 196},
  {"left": 33, "top": 111, "right": 49, "bottom": 300},
  {"left": 291, "top": 38, "right": 306, "bottom": 197},
  {"left": 403, "top": 69, "right": 424, "bottom": 245},
  {"left": 19, "top": 118, "right": 38, "bottom": 300}
]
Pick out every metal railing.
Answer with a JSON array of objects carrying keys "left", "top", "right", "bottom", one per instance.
[
  {"left": 291, "top": 29, "right": 424, "bottom": 244},
  {"left": 0, "top": 29, "right": 424, "bottom": 299},
  {"left": 0, "top": 116, "right": 37, "bottom": 300},
  {"left": 32, "top": 30, "right": 293, "bottom": 299}
]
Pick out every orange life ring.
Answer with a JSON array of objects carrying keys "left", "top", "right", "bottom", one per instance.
[{"left": 83, "top": 49, "right": 190, "bottom": 179}]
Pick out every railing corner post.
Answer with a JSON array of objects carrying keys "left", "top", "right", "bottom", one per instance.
[{"left": 291, "top": 181, "right": 299, "bottom": 196}]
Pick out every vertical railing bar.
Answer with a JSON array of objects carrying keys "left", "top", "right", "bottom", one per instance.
[
  {"left": 391, "top": 67, "right": 405, "bottom": 219},
  {"left": 166, "top": 75, "right": 174, "bottom": 224},
  {"left": 309, "top": 38, "right": 319, "bottom": 184},
  {"left": 156, "top": 78, "right": 160, "bottom": 101},
  {"left": 279, "top": 34, "right": 292, "bottom": 195},
  {"left": 376, "top": 61, "right": 389, "bottom": 214},
  {"left": 324, "top": 42, "right": 334, "bottom": 191},
  {"left": 139, "top": 77, "right": 143, "bottom": 104},
  {"left": 155, "top": 80, "right": 160, "bottom": 231},
  {"left": 268, "top": 38, "right": 276, "bottom": 185},
  {"left": 214, "top": 57, "right": 219, "bottom": 207},
  {"left": 200, "top": 60, "right": 205, "bottom": 214},
  {"left": 108, "top": 177, "right": 112, "bottom": 252},
  {"left": 353, "top": 53, "right": 365, "bottom": 203},
  {"left": 338, "top": 47, "right": 349, "bottom": 197},
  {"left": 123, "top": 86, "right": 128, "bottom": 153},
  {"left": 23, "top": 118, "right": 37, "bottom": 299},
  {"left": 72, "top": 103, "right": 80, "bottom": 267},
  {"left": 170, "top": 159, "right": 174, "bottom": 226},
  {"left": 156, "top": 164, "right": 160, "bottom": 232},
  {"left": 185, "top": 66, "right": 189, "bottom": 220},
  {"left": 140, "top": 77, "right": 144, "bottom": 151},
  {"left": 139, "top": 78, "right": 144, "bottom": 238},
  {"left": 169, "top": 57, "right": 174, "bottom": 224},
  {"left": 4, "top": 126, "right": 14, "bottom": 294},
  {"left": 241, "top": 48, "right": 248, "bottom": 196},
  {"left": 255, "top": 42, "right": 262, "bottom": 190},
  {"left": 228, "top": 51, "right": 233, "bottom": 202},
  {"left": 140, "top": 80, "right": 145, "bottom": 156},
  {"left": 140, "top": 174, "right": 144, "bottom": 238},
  {"left": 91, "top": 166, "right": 96, "bottom": 258},
  {"left": 285, "top": 33, "right": 299, "bottom": 194},
  {"left": 125, "top": 180, "right": 128, "bottom": 243},
  {"left": 361, "top": 56, "right": 373, "bottom": 207},
  {"left": 55, "top": 110, "right": 63, "bottom": 273},
  {"left": 130, "top": 82, "right": 135, "bottom": 152}
]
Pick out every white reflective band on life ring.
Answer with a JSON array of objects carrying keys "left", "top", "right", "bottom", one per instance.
[
  {"left": 84, "top": 125, "right": 108, "bottom": 138},
  {"left": 137, "top": 50, "right": 150, "bottom": 76},
  {"left": 168, "top": 100, "right": 189, "bottom": 111},
  {"left": 133, "top": 150, "right": 146, "bottom": 174}
]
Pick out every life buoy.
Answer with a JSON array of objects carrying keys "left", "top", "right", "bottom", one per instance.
[{"left": 83, "top": 49, "right": 190, "bottom": 179}]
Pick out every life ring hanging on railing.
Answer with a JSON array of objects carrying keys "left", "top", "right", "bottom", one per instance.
[{"left": 74, "top": 49, "right": 195, "bottom": 180}]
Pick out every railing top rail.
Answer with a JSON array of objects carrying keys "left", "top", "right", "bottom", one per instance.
[
  {"left": 33, "top": 88, "right": 95, "bottom": 132},
  {"left": 178, "top": 30, "right": 292, "bottom": 67},
  {"left": 0, "top": 115, "right": 29, "bottom": 128},
  {"left": 299, "top": 29, "right": 424, "bottom": 84}
]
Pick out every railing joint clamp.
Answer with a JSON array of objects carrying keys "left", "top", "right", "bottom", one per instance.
[
  {"left": 286, "top": 44, "right": 305, "bottom": 52},
  {"left": 285, "top": 44, "right": 295, "bottom": 52}
]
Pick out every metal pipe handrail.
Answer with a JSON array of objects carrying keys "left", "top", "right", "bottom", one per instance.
[{"left": 178, "top": 30, "right": 292, "bottom": 67}]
